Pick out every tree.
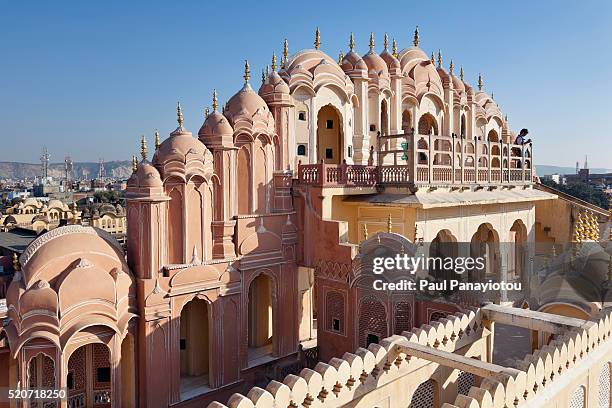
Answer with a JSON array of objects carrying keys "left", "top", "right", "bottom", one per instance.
[{"left": 541, "top": 178, "right": 610, "bottom": 209}]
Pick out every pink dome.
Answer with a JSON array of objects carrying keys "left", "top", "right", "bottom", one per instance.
[
  {"left": 284, "top": 49, "right": 345, "bottom": 78},
  {"left": 154, "top": 128, "right": 209, "bottom": 165},
  {"left": 451, "top": 75, "right": 465, "bottom": 92},
  {"left": 397, "top": 47, "right": 429, "bottom": 72},
  {"left": 341, "top": 51, "right": 367, "bottom": 73},
  {"left": 199, "top": 110, "right": 234, "bottom": 149},
  {"left": 380, "top": 49, "right": 400, "bottom": 71},
  {"left": 362, "top": 50, "right": 390, "bottom": 78},
  {"left": 224, "top": 83, "right": 270, "bottom": 126},
  {"left": 127, "top": 162, "right": 162, "bottom": 188}
]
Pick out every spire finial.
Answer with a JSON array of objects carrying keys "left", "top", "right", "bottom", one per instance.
[
  {"left": 384, "top": 33, "right": 389, "bottom": 50},
  {"left": 413, "top": 26, "right": 420, "bottom": 47},
  {"left": 392, "top": 37, "right": 398, "bottom": 58},
  {"left": 71, "top": 201, "right": 78, "bottom": 225},
  {"left": 430, "top": 52, "right": 435, "bottom": 64},
  {"left": 271, "top": 52, "right": 277, "bottom": 71},
  {"left": 349, "top": 32, "right": 355, "bottom": 52},
  {"left": 261, "top": 68, "right": 266, "bottom": 83},
  {"left": 177, "top": 101, "right": 184, "bottom": 127},
  {"left": 265, "top": 65, "right": 270, "bottom": 79},
  {"left": 338, "top": 50, "right": 344, "bottom": 65},
  {"left": 243, "top": 60, "right": 250, "bottom": 83},
  {"left": 363, "top": 223, "right": 368, "bottom": 241},
  {"left": 437, "top": 50, "right": 442, "bottom": 68},
  {"left": 449, "top": 59, "right": 454, "bottom": 75},
  {"left": 460, "top": 66, "right": 464, "bottom": 81},
  {"left": 283, "top": 38, "right": 289, "bottom": 66},
  {"left": 314, "top": 27, "right": 321, "bottom": 50},
  {"left": 154, "top": 128, "right": 160, "bottom": 150},
  {"left": 140, "top": 134, "right": 147, "bottom": 161},
  {"left": 212, "top": 89, "right": 218, "bottom": 112},
  {"left": 131, "top": 154, "right": 138, "bottom": 174},
  {"left": 204, "top": 107, "right": 210, "bottom": 118},
  {"left": 369, "top": 32, "right": 375, "bottom": 51},
  {"left": 387, "top": 214, "right": 393, "bottom": 233},
  {"left": 478, "top": 73, "right": 484, "bottom": 91}
]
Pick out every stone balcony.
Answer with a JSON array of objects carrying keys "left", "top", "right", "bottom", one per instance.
[{"left": 297, "top": 132, "right": 534, "bottom": 188}]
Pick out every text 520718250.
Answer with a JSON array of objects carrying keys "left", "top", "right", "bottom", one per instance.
[{"left": 1, "top": 388, "right": 67, "bottom": 402}]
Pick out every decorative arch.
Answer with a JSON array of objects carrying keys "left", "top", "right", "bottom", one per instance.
[
  {"left": 316, "top": 103, "right": 344, "bottom": 164},
  {"left": 167, "top": 187, "right": 184, "bottom": 264},
  {"left": 418, "top": 113, "right": 438, "bottom": 135},
  {"left": 237, "top": 145, "right": 251, "bottom": 215}
]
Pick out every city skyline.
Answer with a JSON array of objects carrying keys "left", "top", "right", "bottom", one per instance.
[{"left": 1, "top": 0, "right": 611, "bottom": 167}]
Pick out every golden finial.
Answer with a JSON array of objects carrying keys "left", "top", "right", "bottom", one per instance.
[
  {"left": 478, "top": 73, "right": 484, "bottom": 91},
  {"left": 437, "top": 50, "right": 442, "bottom": 68},
  {"left": 314, "top": 27, "right": 321, "bottom": 50},
  {"left": 261, "top": 68, "right": 266, "bottom": 83},
  {"left": 283, "top": 38, "right": 289, "bottom": 65},
  {"left": 430, "top": 52, "right": 435, "bottom": 64},
  {"left": 338, "top": 50, "right": 344, "bottom": 65},
  {"left": 460, "top": 66, "right": 464, "bottom": 81},
  {"left": 349, "top": 32, "right": 355, "bottom": 52},
  {"left": 369, "top": 32, "right": 375, "bottom": 51},
  {"left": 177, "top": 101, "right": 184, "bottom": 128},
  {"left": 204, "top": 107, "right": 210, "bottom": 118},
  {"left": 271, "top": 52, "right": 277, "bottom": 71},
  {"left": 12, "top": 253, "right": 20, "bottom": 272},
  {"left": 140, "top": 134, "right": 147, "bottom": 161},
  {"left": 413, "top": 26, "right": 420, "bottom": 47},
  {"left": 384, "top": 33, "right": 389, "bottom": 50},
  {"left": 131, "top": 155, "right": 138, "bottom": 173},
  {"left": 154, "top": 128, "right": 160, "bottom": 150},
  {"left": 363, "top": 223, "right": 368, "bottom": 241},
  {"left": 387, "top": 214, "right": 392, "bottom": 233},
  {"left": 243, "top": 60, "right": 250, "bottom": 83},
  {"left": 392, "top": 38, "right": 398, "bottom": 58},
  {"left": 449, "top": 59, "right": 454, "bottom": 75},
  {"left": 212, "top": 89, "right": 218, "bottom": 112}
]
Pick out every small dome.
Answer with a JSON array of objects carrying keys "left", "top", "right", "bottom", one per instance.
[
  {"left": 154, "top": 127, "right": 209, "bottom": 165},
  {"left": 397, "top": 47, "right": 429, "bottom": 72},
  {"left": 362, "top": 50, "right": 390, "bottom": 78},
  {"left": 259, "top": 71, "right": 290, "bottom": 95},
  {"left": 224, "top": 83, "right": 270, "bottom": 127},
  {"left": 451, "top": 75, "right": 465, "bottom": 92},
  {"left": 380, "top": 49, "right": 401, "bottom": 71},
  {"left": 198, "top": 110, "right": 234, "bottom": 149},
  {"left": 127, "top": 162, "right": 162, "bottom": 188},
  {"left": 341, "top": 51, "right": 368, "bottom": 73}
]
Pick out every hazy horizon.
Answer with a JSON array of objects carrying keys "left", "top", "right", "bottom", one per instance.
[{"left": 2, "top": 1, "right": 611, "bottom": 167}]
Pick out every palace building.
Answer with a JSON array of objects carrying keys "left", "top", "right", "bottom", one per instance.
[{"left": 0, "top": 28, "right": 611, "bottom": 408}]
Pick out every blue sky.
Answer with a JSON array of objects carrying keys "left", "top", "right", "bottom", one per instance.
[{"left": 1, "top": 0, "right": 611, "bottom": 168}]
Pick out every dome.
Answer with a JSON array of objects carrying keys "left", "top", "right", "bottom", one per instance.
[
  {"left": 341, "top": 51, "right": 367, "bottom": 73},
  {"left": 199, "top": 110, "right": 234, "bottom": 149},
  {"left": 284, "top": 49, "right": 345, "bottom": 77},
  {"left": 47, "top": 199, "right": 65, "bottom": 210},
  {"left": 362, "top": 50, "right": 390, "bottom": 78},
  {"left": 18, "top": 225, "right": 126, "bottom": 287},
  {"left": 451, "top": 75, "right": 465, "bottom": 92},
  {"left": 127, "top": 162, "right": 162, "bottom": 188},
  {"left": 224, "top": 83, "right": 270, "bottom": 127},
  {"left": 154, "top": 126, "right": 209, "bottom": 166},
  {"left": 397, "top": 47, "right": 429, "bottom": 72},
  {"left": 380, "top": 49, "right": 401, "bottom": 72},
  {"left": 258, "top": 70, "right": 292, "bottom": 106}
]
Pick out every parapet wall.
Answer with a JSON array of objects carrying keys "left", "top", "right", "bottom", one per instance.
[{"left": 207, "top": 306, "right": 612, "bottom": 408}]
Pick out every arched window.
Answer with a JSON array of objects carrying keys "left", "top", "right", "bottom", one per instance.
[
  {"left": 248, "top": 274, "right": 274, "bottom": 360},
  {"left": 326, "top": 291, "right": 345, "bottom": 334},
  {"left": 358, "top": 295, "right": 387, "bottom": 347},
  {"left": 402, "top": 110, "right": 413, "bottom": 133},
  {"left": 487, "top": 129, "right": 499, "bottom": 142},
  {"left": 237, "top": 146, "right": 251, "bottom": 214},
  {"left": 180, "top": 299, "right": 210, "bottom": 395},
  {"left": 297, "top": 144, "right": 306, "bottom": 156},
  {"left": 418, "top": 113, "right": 438, "bottom": 135}
]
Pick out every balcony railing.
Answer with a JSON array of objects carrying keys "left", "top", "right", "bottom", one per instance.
[{"left": 297, "top": 132, "right": 534, "bottom": 188}]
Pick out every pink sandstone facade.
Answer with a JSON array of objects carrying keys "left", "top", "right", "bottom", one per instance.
[{"left": 0, "top": 28, "right": 611, "bottom": 408}]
